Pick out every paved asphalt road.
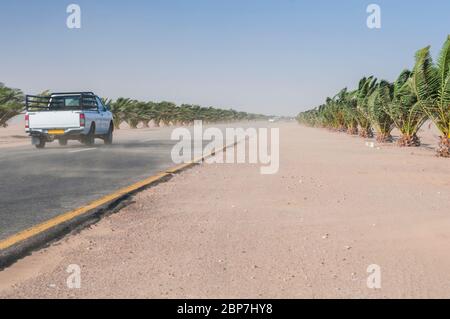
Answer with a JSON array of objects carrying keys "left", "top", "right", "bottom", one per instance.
[{"left": 0, "top": 123, "right": 267, "bottom": 240}]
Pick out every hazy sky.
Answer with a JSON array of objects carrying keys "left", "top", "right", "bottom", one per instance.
[{"left": 0, "top": 0, "right": 449, "bottom": 116}]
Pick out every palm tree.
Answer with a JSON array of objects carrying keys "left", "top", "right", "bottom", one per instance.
[
  {"left": 383, "top": 70, "right": 427, "bottom": 146},
  {"left": 123, "top": 100, "right": 143, "bottom": 129},
  {"left": 327, "top": 95, "right": 346, "bottom": 131},
  {"left": 315, "top": 98, "right": 337, "bottom": 130},
  {"left": 177, "top": 104, "right": 198, "bottom": 125},
  {"left": 412, "top": 36, "right": 450, "bottom": 157},
  {"left": 101, "top": 97, "right": 112, "bottom": 109},
  {"left": 140, "top": 101, "right": 157, "bottom": 128},
  {"left": 355, "top": 76, "right": 378, "bottom": 138},
  {"left": 156, "top": 101, "right": 177, "bottom": 126},
  {"left": 110, "top": 97, "right": 132, "bottom": 129},
  {"left": 297, "top": 108, "right": 320, "bottom": 127},
  {"left": 335, "top": 88, "right": 359, "bottom": 134},
  {"left": 0, "top": 83, "right": 24, "bottom": 127},
  {"left": 367, "top": 81, "right": 395, "bottom": 142}
]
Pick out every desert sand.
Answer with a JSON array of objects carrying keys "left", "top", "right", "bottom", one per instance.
[
  {"left": 0, "top": 122, "right": 449, "bottom": 298},
  {"left": 0, "top": 116, "right": 29, "bottom": 148}
]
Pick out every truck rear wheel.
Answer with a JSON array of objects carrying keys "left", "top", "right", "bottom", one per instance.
[
  {"left": 83, "top": 124, "right": 95, "bottom": 146},
  {"left": 103, "top": 124, "right": 113, "bottom": 145},
  {"left": 35, "top": 138, "right": 46, "bottom": 149}
]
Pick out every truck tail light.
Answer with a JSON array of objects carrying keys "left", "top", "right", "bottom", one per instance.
[
  {"left": 25, "top": 114, "right": 29, "bottom": 129},
  {"left": 80, "top": 113, "right": 85, "bottom": 127}
]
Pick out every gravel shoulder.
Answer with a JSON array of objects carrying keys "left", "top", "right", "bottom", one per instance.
[{"left": 0, "top": 123, "right": 449, "bottom": 298}]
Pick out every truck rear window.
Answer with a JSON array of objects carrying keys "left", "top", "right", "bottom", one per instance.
[{"left": 51, "top": 97, "right": 81, "bottom": 108}]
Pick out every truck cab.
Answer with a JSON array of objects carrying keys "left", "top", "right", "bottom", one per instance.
[{"left": 25, "top": 92, "right": 113, "bottom": 148}]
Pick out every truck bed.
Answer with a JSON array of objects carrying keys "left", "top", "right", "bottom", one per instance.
[{"left": 28, "top": 110, "right": 81, "bottom": 129}]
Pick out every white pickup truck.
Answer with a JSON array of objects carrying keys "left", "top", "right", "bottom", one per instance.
[{"left": 25, "top": 92, "right": 114, "bottom": 149}]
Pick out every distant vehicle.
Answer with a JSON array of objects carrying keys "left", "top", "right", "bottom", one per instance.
[
  {"left": 25, "top": 92, "right": 114, "bottom": 149},
  {"left": 268, "top": 117, "right": 278, "bottom": 123}
]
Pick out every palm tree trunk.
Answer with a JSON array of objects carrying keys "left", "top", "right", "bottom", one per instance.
[
  {"left": 0, "top": 110, "right": 15, "bottom": 127},
  {"left": 398, "top": 134, "right": 420, "bottom": 147},
  {"left": 376, "top": 132, "right": 393, "bottom": 143},
  {"left": 437, "top": 136, "right": 450, "bottom": 157},
  {"left": 359, "top": 127, "right": 373, "bottom": 138},
  {"left": 113, "top": 118, "right": 121, "bottom": 130},
  {"left": 128, "top": 119, "right": 139, "bottom": 129},
  {"left": 346, "top": 124, "right": 358, "bottom": 135}
]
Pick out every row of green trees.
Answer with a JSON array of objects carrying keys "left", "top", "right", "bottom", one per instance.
[
  {"left": 104, "top": 98, "right": 267, "bottom": 129},
  {"left": 0, "top": 84, "right": 267, "bottom": 128},
  {"left": 297, "top": 36, "right": 450, "bottom": 157}
]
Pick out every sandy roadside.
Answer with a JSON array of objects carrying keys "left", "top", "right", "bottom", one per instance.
[
  {"left": 0, "top": 119, "right": 29, "bottom": 149},
  {"left": 0, "top": 122, "right": 449, "bottom": 298}
]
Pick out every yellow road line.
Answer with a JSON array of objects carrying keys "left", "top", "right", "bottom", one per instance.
[
  {"left": 165, "top": 163, "right": 194, "bottom": 174},
  {"left": 0, "top": 172, "right": 168, "bottom": 251}
]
